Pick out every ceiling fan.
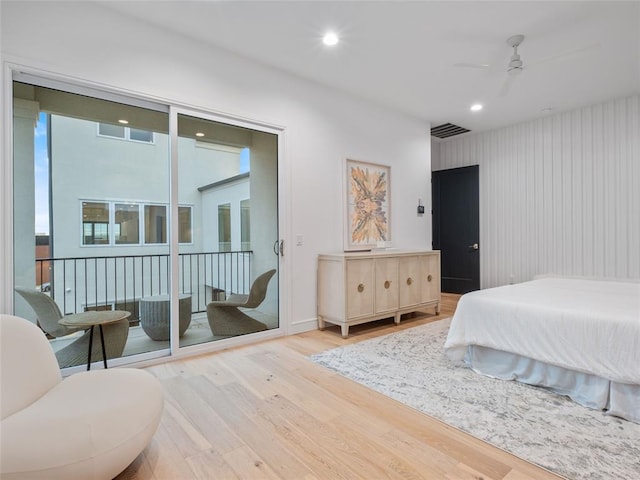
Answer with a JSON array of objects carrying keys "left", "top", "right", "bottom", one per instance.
[
  {"left": 454, "top": 34, "right": 599, "bottom": 97},
  {"left": 505, "top": 34, "right": 525, "bottom": 74},
  {"left": 499, "top": 34, "right": 525, "bottom": 96}
]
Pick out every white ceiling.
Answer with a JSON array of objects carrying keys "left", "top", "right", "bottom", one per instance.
[{"left": 102, "top": 1, "right": 640, "bottom": 136}]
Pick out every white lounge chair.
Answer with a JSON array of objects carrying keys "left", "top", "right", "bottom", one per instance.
[{"left": 0, "top": 314, "right": 163, "bottom": 480}]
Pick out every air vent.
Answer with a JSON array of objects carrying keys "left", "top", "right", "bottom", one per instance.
[{"left": 431, "top": 123, "right": 471, "bottom": 139}]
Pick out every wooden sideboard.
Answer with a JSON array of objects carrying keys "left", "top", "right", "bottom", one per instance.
[{"left": 317, "top": 250, "right": 441, "bottom": 337}]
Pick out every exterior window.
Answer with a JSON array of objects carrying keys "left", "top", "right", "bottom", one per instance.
[
  {"left": 178, "top": 206, "right": 192, "bottom": 244},
  {"left": 82, "top": 202, "right": 110, "bottom": 245},
  {"left": 114, "top": 204, "right": 139, "bottom": 244},
  {"left": 218, "top": 203, "right": 231, "bottom": 252},
  {"left": 240, "top": 199, "right": 250, "bottom": 251},
  {"left": 80, "top": 201, "right": 191, "bottom": 246},
  {"left": 98, "top": 123, "right": 154, "bottom": 143},
  {"left": 145, "top": 205, "right": 167, "bottom": 244},
  {"left": 98, "top": 123, "right": 125, "bottom": 138},
  {"left": 129, "top": 128, "right": 153, "bottom": 143}
]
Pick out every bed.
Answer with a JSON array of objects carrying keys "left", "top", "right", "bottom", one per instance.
[{"left": 444, "top": 276, "right": 640, "bottom": 423}]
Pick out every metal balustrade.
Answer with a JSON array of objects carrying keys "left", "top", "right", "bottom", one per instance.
[{"left": 34, "top": 251, "right": 253, "bottom": 320}]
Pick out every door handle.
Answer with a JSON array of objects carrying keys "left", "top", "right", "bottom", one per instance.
[
  {"left": 469, "top": 243, "right": 479, "bottom": 250},
  {"left": 273, "top": 239, "right": 284, "bottom": 256}
]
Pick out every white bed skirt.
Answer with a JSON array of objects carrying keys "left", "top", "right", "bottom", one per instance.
[{"left": 464, "top": 345, "right": 640, "bottom": 424}]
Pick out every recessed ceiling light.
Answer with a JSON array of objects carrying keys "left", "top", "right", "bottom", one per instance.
[
  {"left": 470, "top": 104, "right": 483, "bottom": 112},
  {"left": 118, "top": 119, "right": 129, "bottom": 124},
  {"left": 322, "top": 32, "right": 339, "bottom": 46},
  {"left": 541, "top": 107, "right": 554, "bottom": 114},
  {"left": 195, "top": 132, "right": 205, "bottom": 137}
]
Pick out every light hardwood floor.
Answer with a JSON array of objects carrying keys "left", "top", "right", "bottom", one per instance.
[{"left": 116, "top": 293, "right": 561, "bottom": 480}]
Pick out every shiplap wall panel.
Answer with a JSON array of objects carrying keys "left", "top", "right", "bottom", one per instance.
[
  {"left": 434, "top": 94, "right": 640, "bottom": 288},
  {"left": 630, "top": 95, "right": 640, "bottom": 279}
]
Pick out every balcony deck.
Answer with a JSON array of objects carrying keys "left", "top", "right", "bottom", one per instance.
[
  {"left": 32, "top": 250, "right": 277, "bottom": 367},
  {"left": 49, "top": 309, "right": 278, "bottom": 364}
]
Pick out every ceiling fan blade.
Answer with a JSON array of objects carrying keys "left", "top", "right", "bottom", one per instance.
[
  {"left": 528, "top": 43, "right": 601, "bottom": 68},
  {"left": 498, "top": 75, "right": 515, "bottom": 97},
  {"left": 453, "top": 62, "right": 492, "bottom": 70}
]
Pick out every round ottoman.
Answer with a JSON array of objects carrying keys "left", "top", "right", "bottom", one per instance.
[{"left": 139, "top": 294, "right": 192, "bottom": 340}]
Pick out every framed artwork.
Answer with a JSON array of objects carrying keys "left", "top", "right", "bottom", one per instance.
[{"left": 344, "top": 159, "right": 391, "bottom": 251}]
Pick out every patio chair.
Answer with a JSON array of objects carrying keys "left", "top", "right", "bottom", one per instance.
[
  {"left": 14, "top": 287, "right": 129, "bottom": 369},
  {"left": 15, "top": 287, "right": 83, "bottom": 338},
  {"left": 206, "top": 269, "right": 276, "bottom": 336}
]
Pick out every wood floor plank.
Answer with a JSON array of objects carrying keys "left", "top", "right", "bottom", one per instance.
[
  {"left": 222, "top": 446, "right": 283, "bottom": 480},
  {"left": 187, "top": 353, "right": 241, "bottom": 385},
  {"left": 255, "top": 393, "right": 372, "bottom": 480},
  {"left": 502, "top": 469, "right": 550, "bottom": 480},
  {"left": 118, "top": 293, "right": 563, "bottom": 480},
  {"left": 190, "top": 377, "right": 318, "bottom": 480},
  {"left": 326, "top": 414, "right": 437, "bottom": 480},
  {"left": 162, "top": 375, "right": 245, "bottom": 455},
  {"left": 139, "top": 423, "right": 198, "bottom": 480},
  {"left": 210, "top": 355, "right": 278, "bottom": 399},
  {"left": 381, "top": 428, "right": 465, "bottom": 479},
  {"left": 246, "top": 350, "right": 350, "bottom": 424},
  {"left": 160, "top": 400, "right": 212, "bottom": 454},
  {"left": 185, "top": 448, "right": 241, "bottom": 480}
]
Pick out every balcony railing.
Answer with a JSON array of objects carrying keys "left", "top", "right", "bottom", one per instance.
[{"left": 35, "top": 251, "right": 253, "bottom": 319}]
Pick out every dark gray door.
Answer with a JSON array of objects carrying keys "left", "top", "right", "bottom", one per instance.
[{"left": 432, "top": 165, "right": 480, "bottom": 293}]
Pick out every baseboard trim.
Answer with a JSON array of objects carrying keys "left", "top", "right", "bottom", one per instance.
[{"left": 289, "top": 316, "right": 318, "bottom": 335}]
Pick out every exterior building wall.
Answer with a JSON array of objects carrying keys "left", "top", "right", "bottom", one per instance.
[
  {"left": 13, "top": 99, "right": 40, "bottom": 319},
  {"left": 50, "top": 115, "right": 243, "bottom": 259},
  {"left": 200, "top": 178, "right": 250, "bottom": 253},
  {"left": 35, "top": 242, "right": 50, "bottom": 287},
  {"left": 46, "top": 115, "right": 252, "bottom": 313}
]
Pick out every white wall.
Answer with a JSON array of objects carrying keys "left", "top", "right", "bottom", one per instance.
[
  {"left": 0, "top": 2, "right": 433, "bottom": 329},
  {"left": 434, "top": 94, "right": 640, "bottom": 288}
]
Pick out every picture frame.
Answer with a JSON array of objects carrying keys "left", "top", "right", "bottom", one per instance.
[{"left": 344, "top": 158, "right": 391, "bottom": 251}]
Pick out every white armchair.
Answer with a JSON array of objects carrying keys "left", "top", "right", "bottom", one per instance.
[{"left": 0, "top": 314, "right": 164, "bottom": 480}]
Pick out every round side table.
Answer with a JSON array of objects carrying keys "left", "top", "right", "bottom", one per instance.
[{"left": 59, "top": 310, "right": 131, "bottom": 370}]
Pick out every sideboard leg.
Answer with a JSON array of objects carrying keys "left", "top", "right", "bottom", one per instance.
[{"left": 341, "top": 324, "right": 349, "bottom": 338}]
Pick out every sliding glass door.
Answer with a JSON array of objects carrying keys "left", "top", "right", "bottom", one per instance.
[
  {"left": 12, "top": 76, "right": 280, "bottom": 370},
  {"left": 13, "top": 79, "right": 172, "bottom": 368},
  {"left": 175, "top": 111, "right": 279, "bottom": 348}
]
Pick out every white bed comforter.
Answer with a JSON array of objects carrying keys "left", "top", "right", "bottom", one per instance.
[{"left": 444, "top": 277, "right": 640, "bottom": 385}]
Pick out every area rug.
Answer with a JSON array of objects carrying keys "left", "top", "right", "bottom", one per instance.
[{"left": 310, "top": 318, "right": 640, "bottom": 480}]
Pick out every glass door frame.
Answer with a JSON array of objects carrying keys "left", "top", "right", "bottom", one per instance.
[
  {"left": 2, "top": 63, "right": 287, "bottom": 368},
  {"left": 9, "top": 70, "right": 174, "bottom": 372},
  {"left": 163, "top": 107, "right": 285, "bottom": 357}
]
